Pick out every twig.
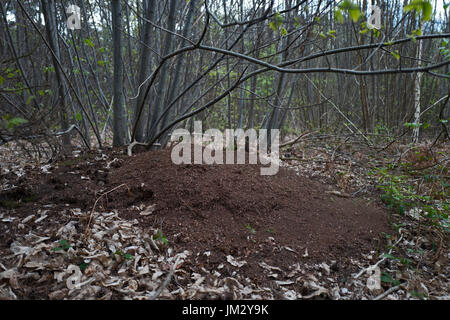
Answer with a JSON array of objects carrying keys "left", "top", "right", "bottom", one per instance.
[
  {"left": 127, "top": 141, "right": 162, "bottom": 156},
  {"left": 101, "top": 96, "right": 114, "bottom": 142},
  {"left": 151, "top": 256, "right": 181, "bottom": 300},
  {"left": 84, "top": 184, "right": 129, "bottom": 236},
  {"left": 0, "top": 124, "right": 90, "bottom": 150},
  {"left": 354, "top": 233, "right": 404, "bottom": 279},
  {"left": 325, "top": 191, "right": 352, "bottom": 198},
  {"left": 374, "top": 284, "right": 402, "bottom": 300},
  {"left": 280, "top": 131, "right": 313, "bottom": 148},
  {"left": 55, "top": 124, "right": 91, "bottom": 150},
  {"left": 432, "top": 230, "right": 444, "bottom": 263}
]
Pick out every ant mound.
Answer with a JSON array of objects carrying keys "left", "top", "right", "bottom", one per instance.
[{"left": 109, "top": 149, "right": 389, "bottom": 278}]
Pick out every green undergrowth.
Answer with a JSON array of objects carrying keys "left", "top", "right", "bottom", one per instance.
[{"left": 370, "top": 164, "right": 449, "bottom": 233}]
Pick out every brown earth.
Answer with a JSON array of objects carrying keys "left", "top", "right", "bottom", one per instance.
[{"left": 0, "top": 147, "right": 391, "bottom": 291}]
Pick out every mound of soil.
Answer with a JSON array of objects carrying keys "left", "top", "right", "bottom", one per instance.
[
  {"left": 109, "top": 149, "right": 389, "bottom": 276},
  {"left": 1, "top": 148, "right": 390, "bottom": 289}
]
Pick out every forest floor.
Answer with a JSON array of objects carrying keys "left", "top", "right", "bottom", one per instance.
[{"left": 0, "top": 136, "right": 448, "bottom": 300}]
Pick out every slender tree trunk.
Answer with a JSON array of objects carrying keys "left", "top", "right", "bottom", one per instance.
[
  {"left": 133, "top": 0, "right": 155, "bottom": 142},
  {"left": 358, "top": 0, "right": 371, "bottom": 133},
  {"left": 160, "top": 0, "right": 197, "bottom": 143},
  {"left": 413, "top": 32, "right": 423, "bottom": 144},
  {"left": 125, "top": 4, "right": 135, "bottom": 88},
  {"left": 237, "top": 0, "right": 246, "bottom": 130},
  {"left": 111, "top": 0, "right": 128, "bottom": 146},
  {"left": 222, "top": 0, "right": 233, "bottom": 136},
  {"left": 41, "top": 0, "right": 71, "bottom": 148},
  {"left": 147, "top": 0, "right": 178, "bottom": 142}
]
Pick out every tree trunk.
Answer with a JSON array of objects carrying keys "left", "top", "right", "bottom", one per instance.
[
  {"left": 133, "top": 0, "right": 155, "bottom": 142},
  {"left": 41, "top": 0, "right": 71, "bottom": 149},
  {"left": 160, "top": 0, "right": 198, "bottom": 143},
  {"left": 413, "top": 34, "right": 423, "bottom": 144},
  {"left": 111, "top": 0, "right": 128, "bottom": 146},
  {"left": 147, "top": 0, "right": 178, "bottom": 142}
]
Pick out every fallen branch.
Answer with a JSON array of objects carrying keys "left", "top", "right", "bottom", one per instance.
[
  {"left": 280, "top": 132, "right": 313, "bottom": 148},
  {"left": 374, "top": 284, "right": 403, "bottom": 300}
]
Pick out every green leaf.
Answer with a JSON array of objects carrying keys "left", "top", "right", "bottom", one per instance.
[
  {"left": 339, "top": 0, "right": 354, "bottom": 10},
  {"left": 336, "top": 1, "right": 361, "bottom": 22},
  {"left": 59, "top": 239, "right": 71, "bottom": 250},
  {"left": 390, "top": 50, "right": 401, "bottom": 60},
  {"left": 327, "top": 30, "right": 337, "bottom": 38},
  {"left": 398, "top": 204, "right": 405, "bottom": 215},
  {"left": 44, "top": 66, "right": 55, "bottom": 73},
  {"left": 124, "top": 253, "right": 134, "bottom": 260},
  {"left": 383, "top": 253, "right": 396, "bottom": 259},
  {"left": 83, "top": 38, "right": 95, "bottom": 48},
  {"left": 381, "top": 272, "right": 393, "bottom": 283},
  {"left": 269, "top": 20, "right": 277, "bottom": 31},
  {"left": 26, "top": 95, "right": 35, "bottom": 105},
  {"left": 360, "top": 28, "right": 369, "bottom": 35},
  {"left": 335, "top": 9, "right": 344, "bottom": 23},
  {"left": 153, "top": 230, "right": 169, "bottom": 245},
  {"left": 79, "top": 262, "right": 89, "bottom": 271},
  {"left": 349, "top": 8, "right": 361, "bottom": 22},
  {"left": 7, "top": 117, "right": 28, "bottom": 129},
  {"left": 422, "top": 2, "right": 432, "bottom": 20},
  {"left": 404, "top": 0, "right": 433, "bottom": 21},
  {"left": 75, "top": 113, "right": 82, "bottom": 121},
  {"left": 269, "top": 12, "right": 283, "bottom": 32}
]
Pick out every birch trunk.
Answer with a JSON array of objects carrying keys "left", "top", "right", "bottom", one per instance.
[{"left": 413, "top": 37, "right": 423, "bottom": 144}]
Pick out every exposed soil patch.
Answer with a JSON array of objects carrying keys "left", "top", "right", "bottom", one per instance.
[{"left": 1, "top": 148, "right": 391, "bottom": 296}]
